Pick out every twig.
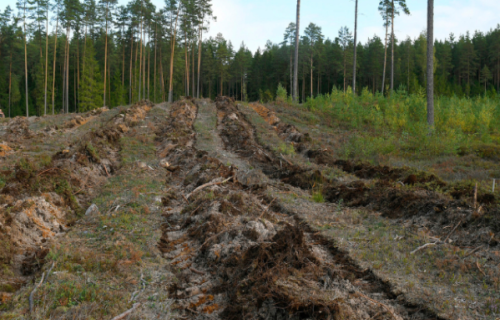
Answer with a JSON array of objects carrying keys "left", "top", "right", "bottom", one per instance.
[
  {"left": 356, "top": 291, "right": 399, "bottom": 320},
  {"left": 37, "top": 167, "right": 57, "bottom": 176},
  {"left": 190, "top": 267, "right": 205, "bottom": 275},
  {"left": 182, "top": 194, "right": 189, "bottom": 204},
  {"left": 280, "top": 153, "right": 293, "bottom": 166},
  {"left": 473, "top": 182, "right": 478, "bottom": 209},
  {"left": 186, "top": 177, "right": 232, "bottom": 200},
  {"left": 410, "top": 243, "right": 438, "bottom": 255},
  {"left": 29, "top": 272, "right": 45, "bottom": 313},
  {"left": 186, "top": 307, "right": 199, "bottom": 315},
  {"left": 259, "top": 198, "right": 276, "bottom": 219},
  {"left": 103, "top": 164, "right": 110, "bottom": 177},
  {"left": 110, "top": 303, "right": 141, "bottom": 320},
  {"left": 43, "top": 262, "right": 55, "bottom": 284},
  {"left": 464, "top": 246, "right": 483, "bottom": 258},
  {"left": 476, "top": 260, "right": 486, "bottom": 277},
  {"left": 444, "top": 220, "right": 462, "bottom": 243}
]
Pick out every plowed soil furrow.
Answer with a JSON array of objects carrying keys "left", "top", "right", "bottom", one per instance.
[
  {"left": 237, "top": 103, "right": 500, "bottom": 249},
  {"left": 0, "top": 101, "right": 154, "bottom": 298},
  {"left": 158, "top": 99, "right": 403, "bottom": 319},
  {"left": 211, "top": 97, "right": 447, "bottom": 320}
]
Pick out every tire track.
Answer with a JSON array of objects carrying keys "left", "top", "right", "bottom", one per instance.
[{"left": 213, "top": 96, "right": 444, "bottom": 320}]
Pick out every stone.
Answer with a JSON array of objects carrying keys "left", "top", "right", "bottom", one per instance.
[
  {"left": 85, "top": 203, "right": 99, "bottom": 216},
  {"left": 236, "top": 169, "right": 268, "bottom": 188}
]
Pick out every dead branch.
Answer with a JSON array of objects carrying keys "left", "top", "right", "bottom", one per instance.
[
  {"left": 29, "top": 272, "right": 45, "bottom": 313},
  {"left": 444, "top": 220, "right": 462, "bottom": 242},
  {"left": 410, "top": 243, "right": 438, "bottom": 255},
  {"left": 43, "top": 262, "right": 55, "bottom": 284},
  {"left": 103, "top": 164, "right": 110, "bottom": 177},
  {"left": 186, "top": 177, "right": 232, "bottom": 200},
  {"left": 476, "top": 260, "right": 486, "bottom": 277},
  {"left": 110, "top": 303, "right": 141, "bottom": 320},
  {"left": 473, "top": 182, "right": 478, "bottom": 209},
  {"left": 356, "top": 291, "right": 400, "bottom": 320},
  {"left": 280, "top": 153, "right": 293, "bottom": 166},
  {"left": 190, "top": 267, "right": 205, "bottom": 275},
  {"left": 464, "top": 246, "right": 484, "bottom": 258},
  {"left": 259, "top": 198, "right": 276, "bottom": 219},
  {"left": 37, "top": 167, "right": 57, "bottom": 176}
]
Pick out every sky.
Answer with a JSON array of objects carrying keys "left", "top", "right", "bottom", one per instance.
[
  {"left": 1, "top": 0, "right": 498, "bottom": 53},
  {"left": 138, "top": 0, "right": 500, "bottom": 53}
]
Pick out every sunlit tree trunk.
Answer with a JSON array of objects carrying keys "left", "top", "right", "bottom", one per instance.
[
  {"left": 352, "top": 0, "right": 358, "bottom": 95},
  {"left": 103, "top": 2, "right": 109, "bottom": 107},
  {"left": 52, "top": 8, "right": 59, "bottom": 115},
  {"left": 168, "top": 8, "right": 181, "bottom": 103},
  {"left": 427, "top": 0, "right": 434, "bottom": 127},
  {"left": 44, "top": 3, "right": 50, "bottom": 115},
  {"left": 293, "top": 0, "right": 300, "bottom": 102},
  {"left": 382, "top": 20, "right": 389, "bottom": 93}
]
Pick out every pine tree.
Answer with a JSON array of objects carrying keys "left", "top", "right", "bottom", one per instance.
[
  {"left": 80, "top": 38, "right": 103, "bottom": 111},
  {"left": 481, "top": 65, "right": 492, "bottom": 95}
]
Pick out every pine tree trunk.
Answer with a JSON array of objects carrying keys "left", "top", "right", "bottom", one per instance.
[
  {"left": 391, "top": 0, "right": 395, "bottom": 92},
  {"left": 129, "top": 32, "right": 134, "bottom": 103},
  {"left": 302, "top": 71, "right": 305, "bottom": 102},
  {"left": 168, "top": 8, "right": 181, "bottom": 103},
  {"left": 160, "top": 46, "right": 165, "bottom": 101},
  {"left": 154, "top": 22, "right": 157, "bottom": 102},
  {"left": 63, "top": 33, "right": 68, "bottom": 113},
  {"left": 192, "top": 41, "right": 195, "bottom": 97},
  {"left": 310, "top": 56, "right": 313, "bottom": 97},
  {"left": 76, "top": 37, "right": 79, "bottom": 112},
  {"left": 427, "top": 0, "right": 434, "bottom": 127},
  {"left": 52, "top": 9, "right": 59, "bottom": 115},
  {"left": 197, "top": 23, "right": 203, "bottom": 99},
  {"left": 44, "top": 4, "right": 50, "bottom": 115},
  {"left": 290, "top": 53, "right": 293, "bottom": 95},
  {"left": 382, "top": 20, "right": 389, "bottom": 93},
  {"left": 185, "top": 41, "right": 189, "bottom": 96},
  {"left": 103, "top": 3, "right": 109, "bottom": 107},
  {"left": 352, "top": 0, "right": 358, "bottom": 95},
  {"left": 24, "top": 8, "right": 28, "bottom": 117},
  {"left": 148, "top": 31, "right": 151, "bottom": 100},
  {"left": 143, "top": 28, "right": 146, "bottom": 99},
  {"left": 293, "top": 0, "right": 300, "bottom": 102},
  {"left": 66, "top": 27, "right": 70, "bottom": 113},
  {"left": 9, "top": 55, "right": 12, "bottom": 117},
  {"left": 139, "top": 18, "right": 143, "bottom": 101}
]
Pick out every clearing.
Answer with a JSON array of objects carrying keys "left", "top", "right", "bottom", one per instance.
[{"left": 0, "top": 98, "right": 497, "bottom": 320}]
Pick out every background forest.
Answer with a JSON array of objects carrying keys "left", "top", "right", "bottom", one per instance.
[{"left": 0, "top": 0, "right": 499, "bottom": 118}]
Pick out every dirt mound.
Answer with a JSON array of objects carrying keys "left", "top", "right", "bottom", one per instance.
[
  {"left": 249, "top": 102, "right": 281, "bottom": 126},
  {"left": 156, "top": 99, "right": 197, "bottom": 160},
  {"left": 63, "top": 115, "right": 88, "bottom": 129},
  {"left": 216, "top": 97, "right": 316, "bottom": 188},
  {"left": 249, "top": 103, "right": 309, "bottom": 143},
  {"left": 6, "top": 117, "right": 34, "bottom": 138},
  {"left": 0, "top": 143, "right": 12, "bottom": 157}
]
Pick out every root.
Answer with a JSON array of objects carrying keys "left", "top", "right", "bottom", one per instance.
[
  {"left": 410, "top": 243, "right": 438, "bottom": 255},
  {"left": 29, "top": 272, "right": 45, "bottom": 313},
  {"left": 110, "top": 303, "right": 141, "bottom": 320},
  {"left": 186, "top": 177, "right": 232, "bottom": 200},
  {"left": 355, "top": 291, "right": 401, "bottom": 320}
]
